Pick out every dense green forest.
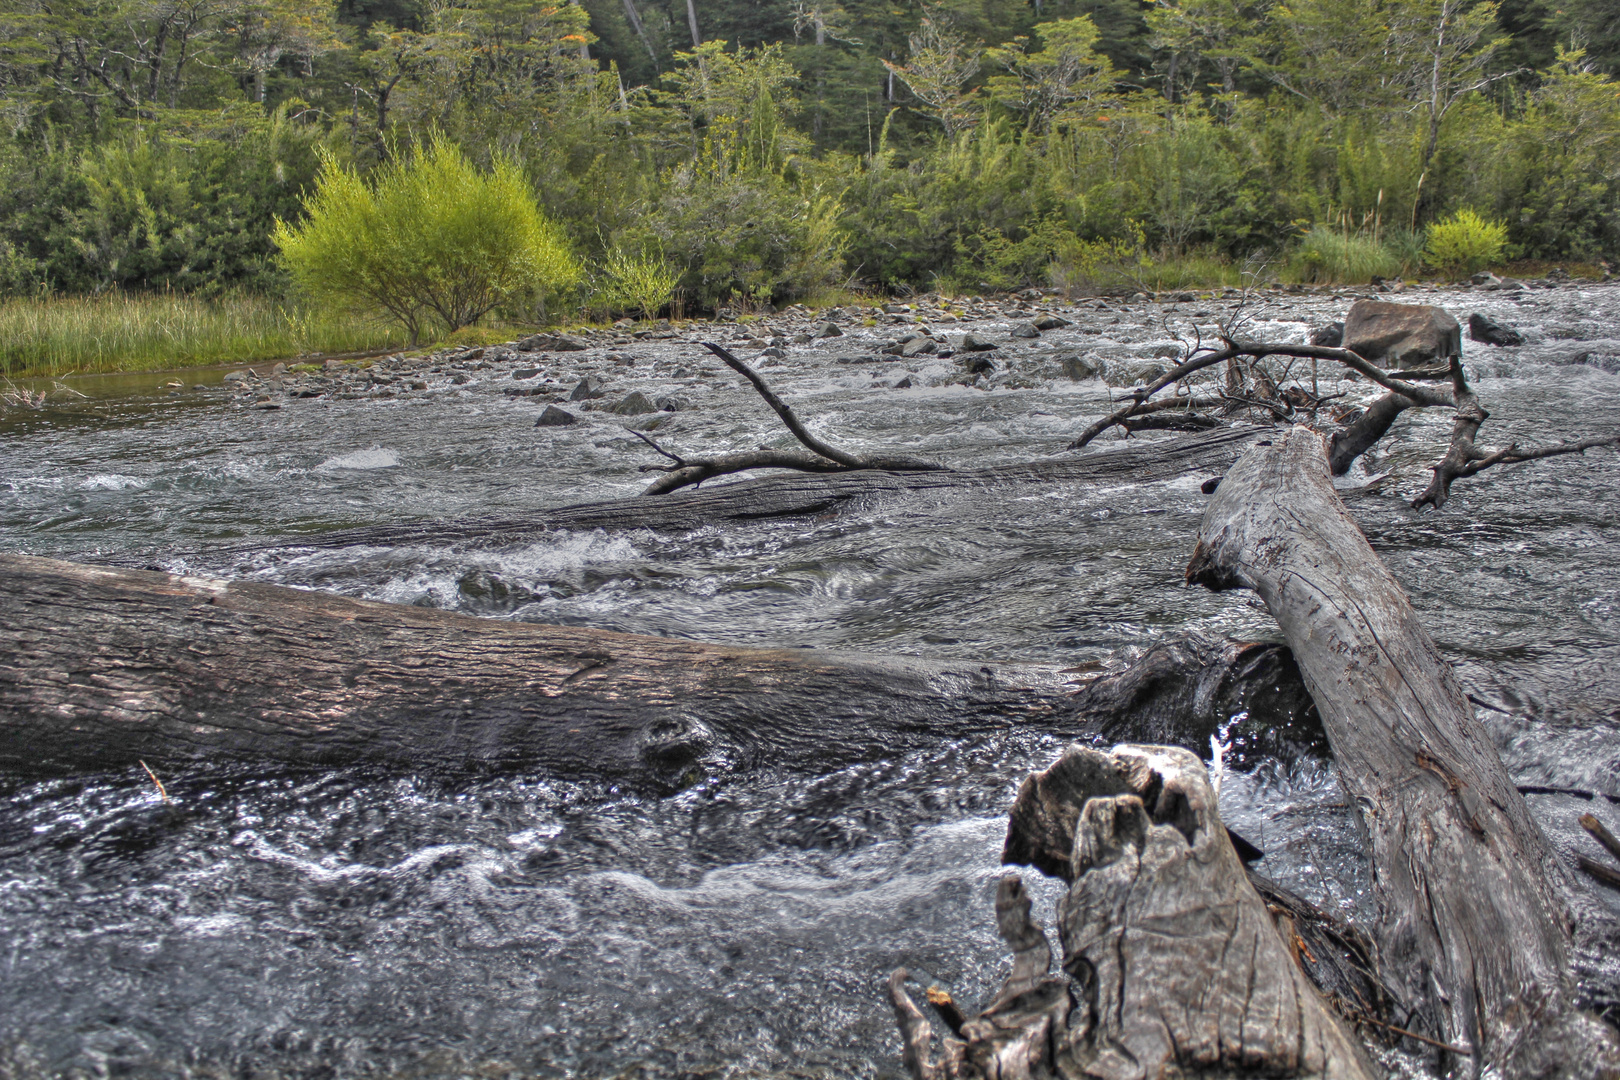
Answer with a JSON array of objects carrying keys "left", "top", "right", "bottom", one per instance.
[{"left": 0, "top": 0, "right": 1617, "bottom": 319}]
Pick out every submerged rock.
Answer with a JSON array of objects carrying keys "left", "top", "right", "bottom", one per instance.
[
  {"left": 518, "top": 333, "right": 587, "bottom": 352},
  {"left": 610, "top": 391, "right": 658, "bottom": 415},
  {"left": 569, "top": 377, "right": 606, "bottom": 401},
  {"left": 535, "top": 405, "right": 578, "bottom": 427},
  {"left": 1468, "top": 312, "right": 1525, "bottom": 347}
]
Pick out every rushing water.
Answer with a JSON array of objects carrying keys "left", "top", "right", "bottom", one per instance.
[{"left": 3, "top": 287, "right": 1620, "bottom": 1077}]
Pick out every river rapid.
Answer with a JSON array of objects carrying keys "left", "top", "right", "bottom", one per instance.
[{"left": 3, "top": 284, "right": 1619, "bottom": 1078}]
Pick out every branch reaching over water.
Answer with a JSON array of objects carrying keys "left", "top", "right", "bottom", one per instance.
[{"left": 636, "top": 343, "right": 946, "bottom": 495}]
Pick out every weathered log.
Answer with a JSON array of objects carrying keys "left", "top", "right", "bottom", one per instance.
[
  {"left": 893, "top": 744, "right": 1376, "bottom": 1079},
  {"left": 181, "top": 426, "right": 1263, "bottom": 561},
  {"left": 1186, "top": 426, "right": 1620, "bottom": 1076},
  {"left": 0, "top": 553, "right": 1306, "bottom": 784},
  {"left": 0, "top": 553, "right": 1073, "bottom": 781}
]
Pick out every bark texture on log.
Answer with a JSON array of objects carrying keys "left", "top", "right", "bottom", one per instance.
[
  {"left": 0, "top": 553, "right": 1074, "bottom": 782},
  {"left": 209, "top": 426, "right": 1261, "bottom": 558},
  {"left": 894, "top": 744, "right": 1375, "bottom": 1079},
  {"left": 1186, "top": 426, "right": 1620, "bottom": 1077}
]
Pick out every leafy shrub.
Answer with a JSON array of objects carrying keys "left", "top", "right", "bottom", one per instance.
[
  {"left": 274, "top": 138, "right": 580, "bottom": 343},
  {"left": 601, "top": 245, "right": 681, "bottom": 320},
  {"left": 1287, "top": 225, "right": 1400, "bottom": 283},
  {"left": 1424, "top": 209, "right": 1508, "bottom": 275}
]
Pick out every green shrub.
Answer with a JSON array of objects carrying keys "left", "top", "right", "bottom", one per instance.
[
  {"left": 1423, "top": 209, "right": 1508, "bottom": 276},
  {"left": 274, "top": 138, "right": 580, "bottom": 343},
  {"left": 600, "top": 244, "right": 681, "bottom": 320},
  {"left": 1286, "top": 225, "right": 1400, "bottom": 283}
]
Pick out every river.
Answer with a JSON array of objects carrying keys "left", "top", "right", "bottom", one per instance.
[{"left": 2, "top": 285, "right": 1618, "bottom": 1077}]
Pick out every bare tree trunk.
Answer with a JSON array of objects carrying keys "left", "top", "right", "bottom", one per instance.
[
  {"left": 1185, "top": 426, "right": 1620, "bottom": 1076},
  {"left": 620, "top": 0, "right": 660, "bottom": 68},
  {"left": 685, "top": 0, "right": 701, "bottom": 47}
]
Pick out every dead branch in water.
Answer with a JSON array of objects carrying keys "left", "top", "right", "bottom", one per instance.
[{"left": 636, "top": 342, "right": 947, "bottom": 495}]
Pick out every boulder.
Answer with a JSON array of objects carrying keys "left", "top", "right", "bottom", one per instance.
[
  {"left": 1341, "top": 300, "right": 1461, "bottom": 366},
  {"left": 900, "top": 336, "right": 937, "bottom": 357},
  {"left": 518, "top": 333, "right": 587, "bottom": 352},
  {"left": 609, "top": 391, "right": 658, "bottom": 415},
  {"left": 893, "top": 376, "right": 913, "bottom": 389},
  {"left": 512, "top": 368, "right": 541, "bottom": 379},
  {"left": 569, "top": 376, "right": 606, "bottom": 401},
  {"left": 1060, "top": 354, "right": 1101, "bottom": 380},
  {"left": 1010, "top": 321, "right": 1041, "bottom": 339},
  {"left": 959, "top": 332, "right": 1000, "bottom": 352},
  {"left": 1471, "top": 271, "right": 1500, "bottom": 287},
  {"left": 1467, "top": 312, "right": 1525, "bottom": 347},
  {"left": 962, "top": 354, "right": 997, "bottom": 376},
  {"left": 1310, "top": 322, "right": 1344, "bottom": 348},
  {"left": 811, "top": 321, "right": 842, "bottom": 339},
  {"left": 535, "top": 405, "right": 577, "bottom": 427},
  {"left": 654, "top": 395, "right": 689, "bottom": 412},
  {"left": 1033, "top": 314, "right": 1071, "bottom": 331}
]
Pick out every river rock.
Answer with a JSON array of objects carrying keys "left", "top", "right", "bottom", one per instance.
[
  {"left": 512, "top": 368, "right": 541, "bottom": 379},
  {"left": 1310, "top": 322, "right": 1344, "bottom": 347},
  {"left": 900, "top": 337, "right": 937, "bottom": 357},
  {"left": 518, "top": 333, "right": 587, "bottom": 352},
  {"left": 569, "top": 377, "right": 606, "bottom": 401},
  {"left": 535, "top": 405, "right": 577, "bottom": 427},
  {"left": 811, "top": 321, "right": 842, "bottom": 339},
  {"left": 1471, "top": 271, "right": 1500, "bottom": 287},
  {"left": 1468, "top": 312, "right": 1525, "bottom": 347},
  {"left": 1060, "top": 354, "right": 1101, "bottom": 380},
  {"left": 1342, "top": 300, "right": 1462, "bottom": 366},
  {"left": 962, "top": 354, "right": 997, "bottom": 376},
  {"left": 654, "top": 395, "right": 689, "bottom": 412},
  {"left": 1033, "top": 314, "right": 1071, "bottom": 331},
  {"left": 960, "top": 332, "right": 999, "bottom": 352},
  {"left": 610, "top": 391, "right": 658, "bottom": 415},
  {"left": 1010, "top": 321, "right": 1041, "bottom": 339}
]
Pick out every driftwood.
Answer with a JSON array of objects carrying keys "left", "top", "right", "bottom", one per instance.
[
  {"left": 892, "top": 744, "right": 1377, "bottom": 1079},
  {"left": 0, "top": 553, "right": 1318, "bottom": 783},
  {"left": 1068, "top": 338, "right": 1618, "bottom": 510},
  {"left": 181, "top": 426, "right": 1263, "bottom": 562},
  {"left": 1186, "top": 427, "right": 1620, "bottom": 1076},
  {"left": 633, "top": 343, "right": 946, "bottom": 494}
]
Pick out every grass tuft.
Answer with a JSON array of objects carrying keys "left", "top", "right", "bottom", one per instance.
[{"left": 0, "top": 291, "right": 412, "bottom": 378}]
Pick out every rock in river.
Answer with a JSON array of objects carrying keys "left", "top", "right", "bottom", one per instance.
[
  {"left": 1468, "top": 312, "right": 1525, "bottom": 347},
  {"left": 535, "top": 405, "right": 578, "bottom": 427},
  {"left": 1342, "top": 300, "right": 1461, "bottom": 366},
  {"left": 610, "top": 391, "right": 658, "bottom": 415},
  {"left": 518, "top": 333, "right": 588, "bottom": 352}
]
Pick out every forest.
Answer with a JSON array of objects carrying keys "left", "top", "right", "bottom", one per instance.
[{"left": 0, "top": 0, "right": 1618, "bottom": 330}]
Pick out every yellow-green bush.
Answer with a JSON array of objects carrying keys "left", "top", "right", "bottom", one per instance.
[
  {"left": 274, "top": 139, "right": 580, "bottom": 343},
  {"left": 1424, "top": 209, "right": 1508, "bottom": 276}
]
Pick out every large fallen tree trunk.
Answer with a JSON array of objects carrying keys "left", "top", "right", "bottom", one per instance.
[
  {"left": 175, "top": 426, "right": 1263, "bottom": 560},
  {"left": 1186, "top": 427, "right": 1620, "bottom": 1076},
  {"left": 0, "top": 553, "right": 1316, "bottom": 784}
]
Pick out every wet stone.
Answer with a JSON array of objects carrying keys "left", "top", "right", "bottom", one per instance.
[{"left": 535, "top": 405, "right": 578, "bottom": 427}]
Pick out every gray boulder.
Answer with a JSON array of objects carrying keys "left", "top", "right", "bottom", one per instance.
[
  {"left": 536, "top": 405, "right": 578, "bottom": 427},
  {"left": 1033, "top": 314, "right": 1071, "bottom": 331},
  {"left": 1010, "top": 321, "right": 1041, "bottom": 339},
  {"left": 610, "top": 391, "right": 658, "bottom": 415},
  {"left": 655, "top": 395, "right": 690, "bottom": 412},
  {"left": 962, "top": 354, "right": 997, "bottom": 376},
  {"left": 959, "top": 332, "right": 1000, "bottom": 352},
  {"left": 1060, "top": 354, "right": 1101, "bottom": 380},
  {"left": 1310, "top": 322, "right": 1344, "bottom": 348},
  {"left": 900, "top": 336, "right": 937, "bottom": 357},
  {"left": 1342, "top": 300, "right": 1461, "bottom": 366},
  {"left": 811, "top": 321, "right": 843, "bottom": 339},
  {"left": 1467, "top": 312, "right": 1525, "bottom": 347},
  {"left": 518, "top": 333, "right": 588, "bottom": 352},
  {"left": 569, "top": 376, "right": 607, "bottom": 401}
]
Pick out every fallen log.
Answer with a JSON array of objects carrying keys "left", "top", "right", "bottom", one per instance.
[
  {"left": 0, "top": 553, "right": 1309, "bottom": 783},
  {"left": 1186, "top": 427, "right": 1620, "bottom": 1076},
  {"left": 893, "top": 744, "right": 1377, "bottom": 1079},
  {"left": 180, "top": 425, "right": 1263, "bottom": 560}
]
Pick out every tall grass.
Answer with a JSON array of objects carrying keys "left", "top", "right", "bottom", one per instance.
[
  {"left": 0, "top": 291, "right": 412, "bottom": 378},
  {"left": 1285, "top": 225, "right": 1402, "bottom": 284}
]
